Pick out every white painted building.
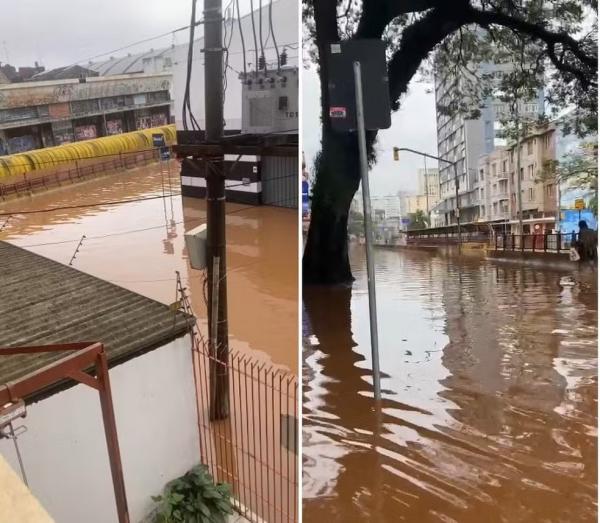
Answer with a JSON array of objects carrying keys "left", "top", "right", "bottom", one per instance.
[{"left": 0, "top": 242, "right": 198, "bottom": 523}]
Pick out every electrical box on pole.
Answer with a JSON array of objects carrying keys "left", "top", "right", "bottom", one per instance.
[
  {"left": 326, "top": 40, "right": 391, "bottom": 132},
  {"left": 185, "top": 224, "right": 208, "bottom": 270},
  {"left": 240, "top": 66, "right": 298, "bottom": 134}
]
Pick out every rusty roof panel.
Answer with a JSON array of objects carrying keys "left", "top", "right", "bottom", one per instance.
[{"left": 0, "top": 241, "right": 193, "bottom": 396}]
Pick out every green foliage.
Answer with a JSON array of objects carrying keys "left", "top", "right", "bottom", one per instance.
[
  {"left": 555, "top": 141, "right": 598, "bottom": 214},
  {"left": 408, "top": 210, "right": 429, "bottom": 230},
  {"left": 152, "top": 465, "right": 232, "bottom": 523}
]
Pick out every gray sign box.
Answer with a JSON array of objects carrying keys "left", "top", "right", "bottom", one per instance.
[{"left": 327, "top": 39, "right": 391, "bottom": 131}]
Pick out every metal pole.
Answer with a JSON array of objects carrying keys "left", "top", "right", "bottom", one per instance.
[
  {"left": 204, "top": 0, "right": 229, "bottom": 419},
  {"left": 353, "top": 61, "right": 381, "bottom": 402},
  {"left": 423, "top": 156, "right": 429, "bottom": 216},
  {"left": 95, "top": 350, "right": 130, "bottom": 523},
  {"left": 515, "top": 110, "right": 523, "bottom": 236},
  {"left": 453, "top": 162, "right": 462, "bottom": 247}
]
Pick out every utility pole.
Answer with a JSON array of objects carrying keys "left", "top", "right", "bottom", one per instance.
[
  {"left": 423, "top": 156, "right": 429, "bottom": 216},
  {"left": 514, "top": 104, "right": 524, "bottom": 237},
  {"left": 204, "top": 0, "right": 229, "bottom": 420},
  {"left": 453, "top": 161, "right": 461, "bottom": 246}
]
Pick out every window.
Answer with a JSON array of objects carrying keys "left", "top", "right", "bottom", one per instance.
[
  {"left": 503, "top": 160, "right": 507, "bottom": 173},
  {"left": 528, "top": 188, "right": 534, "bottom": 201},
  {"left": 520, "top": 167, "right": 524, "bottom": 180},
  {"left": 492, "top": 164, "right": 497, "bottom": 177},
  {"left": 528, "top": 165, "right": 534, "bottom": 179},
  {"left": 479, "top": 169, "right": 484, "bottom": 181},
  {"left": 527, "top": 140, "right": 533, "bottom": 155}
]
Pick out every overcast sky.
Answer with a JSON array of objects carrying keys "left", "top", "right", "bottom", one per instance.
[
  {"left": 0, "top": 0, "right": 255, "bottom": 69},
  {"left": 303, "top": 65, "right": 438, "bottom": 196}
]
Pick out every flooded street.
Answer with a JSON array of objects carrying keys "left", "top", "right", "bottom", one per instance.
[
  {"left": 303, "top": 245, "right": 597, "bottom": 522},
  {"left": 0, "top": 163, "right": 298, "bottom": 372},
  {"left": 0, "top": 163, "right": 298, "bottom": 522}
]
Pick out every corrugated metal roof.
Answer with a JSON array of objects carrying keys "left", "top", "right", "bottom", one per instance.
[
  {"left": 0, "top": 241, "right": 192, "bottom": 398},
  {"left": 89, "top": 47, "right": 174, "bottom": 76}
]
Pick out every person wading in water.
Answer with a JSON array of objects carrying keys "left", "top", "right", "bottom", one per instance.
[{"left": 573, "top": 220, "right": 598, "bottom": 265}]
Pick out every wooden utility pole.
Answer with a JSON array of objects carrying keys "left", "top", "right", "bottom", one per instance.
[{"left": 204, "top": 0, "right": 229, "bottom": 420}]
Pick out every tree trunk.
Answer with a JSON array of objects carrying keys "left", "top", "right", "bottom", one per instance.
[{"left": 303, "top": 124, "right": 363, "bottom": 284}]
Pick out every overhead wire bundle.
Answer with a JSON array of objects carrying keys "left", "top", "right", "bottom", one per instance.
[{"left": 182, "top": 0, "right": 202, "bottom": 131}]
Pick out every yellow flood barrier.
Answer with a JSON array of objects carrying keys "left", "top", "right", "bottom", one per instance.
[{"left": 0, "top": 125, "right": 176, "bottom": 179}]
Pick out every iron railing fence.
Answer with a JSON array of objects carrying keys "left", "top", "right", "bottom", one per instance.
[
  {"left": 177, "top": 275, "right": 298, "bottom": 523},
  {"left": 493, "top": 233, "right": 578, "bottom": 253},
  {"left": 193, "top": 344, "right": 298, "bottom": 523},
  {"left": 0, "top": 148, "right": 168, "bottom": 200}
]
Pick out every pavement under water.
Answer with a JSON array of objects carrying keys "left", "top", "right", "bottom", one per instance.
[
  {"left": 0, "top": 162, "right": 298, "bottom": 373},
  {"left": 303, "top": 243, "right": 597, "bottom": 522}
]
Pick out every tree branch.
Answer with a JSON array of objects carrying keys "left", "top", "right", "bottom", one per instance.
[
  {"left": 356, "top": 0, "right": 442, "bottom": 39},
  {"left": 387, "top": 7, "right": 470, "bottom": 109},
  {"left": 464, "top": 5, "right": 597, "bottom": 70}
]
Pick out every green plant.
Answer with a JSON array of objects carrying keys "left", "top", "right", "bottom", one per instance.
[{"left": 152, "top": 465, "right": 233, "bottom": 523}]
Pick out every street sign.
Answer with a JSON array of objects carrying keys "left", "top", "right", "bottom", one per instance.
[
  {"left": 327, "top": 40, "right": 391, "bottom": 132},
  {"left": 152, "top": 133, "right": 166, "bottom": 148},
  {"left": 574, "top": 198, "right": 585, "bottom": 210}
]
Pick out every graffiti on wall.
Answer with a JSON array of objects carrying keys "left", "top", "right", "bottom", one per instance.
[
  {"left": 106, "top": 119, "right": 123, "bottom": 135},
  {"left": 74, "top": 125, "right": 97, "bottom": 140},
  {"left": 0, "top": 76, "right": 171, "bottom": 109}
]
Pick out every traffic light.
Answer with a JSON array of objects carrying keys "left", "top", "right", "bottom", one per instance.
[{"left": 393, "top": 147, "right": 399, "bottom": 161}]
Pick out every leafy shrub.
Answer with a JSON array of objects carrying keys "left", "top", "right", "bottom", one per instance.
[{"left": 152, "top": 465, "right": 233, "bottom": 523}]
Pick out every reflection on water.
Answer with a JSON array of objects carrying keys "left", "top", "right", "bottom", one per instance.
[
  {"left": 303, "top": 244, "right": 597, "bottom": 522},
  {"left": 0, "top": 163, "right": 298, "bottom": 372}
]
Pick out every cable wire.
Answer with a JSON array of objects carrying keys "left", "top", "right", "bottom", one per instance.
[
  {"left": 268, "top": 0, "right": 280, "bottom": 71},
  {"left": 258, "top": 0, "right": 266, "bottom": 70},
  {"left": 235, "top": 0, "right": 248, "bottom": 76},
  {"left": 248, "top": 0, "right": 260, "bottom": 73}
]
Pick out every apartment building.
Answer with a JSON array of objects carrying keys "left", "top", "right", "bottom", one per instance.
[
  {"left": 477, "top": 125, "right": 558, "bottom": 232},
  {"left": 433, "top": 58, "right": 543, "bottom": 226}
]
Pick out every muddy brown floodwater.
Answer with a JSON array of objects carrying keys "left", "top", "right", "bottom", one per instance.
[
  {"left": 0, "top": 163, "right": 299, "bottom": 522},
  {"left": 0, "top": 162, "right": 298, "bottom": 372},
  {"left": 303, "top": 244, "right": 597, "bottom": 523}
]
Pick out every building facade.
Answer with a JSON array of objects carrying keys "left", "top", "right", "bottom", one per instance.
[
  {"left": 433, "top": 59, "right": 544, "bottom": 225},
  {"left": 477, "top": 125, "right": 558, "bottom": 232},
  {"left": 0, "top": 73, "right": 171, "bottom": 155}
]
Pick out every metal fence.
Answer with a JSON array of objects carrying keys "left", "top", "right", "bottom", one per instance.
[
  {"left": 0, "top": 148, "right": 165, "bottom": 200},
  {"left": 192, "top": 344, "right": 298, "bottom": 523},
  {"left": 493, "top": 233, "right": 577, "bottom": 253},
  {"left": 178, "top": 278, "right": 298, "bottom": 523}
]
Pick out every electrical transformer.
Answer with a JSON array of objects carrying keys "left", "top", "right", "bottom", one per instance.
[{"left": 240, "top": 66, "right": 298, "bottom": 135}]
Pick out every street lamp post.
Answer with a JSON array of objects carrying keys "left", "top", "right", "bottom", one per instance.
[{"left": 393, "top": 147, "right": 462, "bottom": 246}]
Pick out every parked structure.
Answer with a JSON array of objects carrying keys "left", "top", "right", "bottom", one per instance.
[
  {"left": 0, "top": 241, "right": 197, "bottom": 523},
  {"left": 0, "top": 73, "right": 172, "bottom": 155}
]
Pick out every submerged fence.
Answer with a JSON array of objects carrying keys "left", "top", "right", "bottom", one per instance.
[
  {"left": 193, "top": 344, "right": 298, "bottom": 523},
  {"left": 177, "top": 276, "right": 298, "bottom": 523}
]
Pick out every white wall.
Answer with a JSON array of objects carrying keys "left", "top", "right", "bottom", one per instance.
[
  {"left": 172, "top": 0, "right": 298, "bottom": 131},
  {"left": 0, "top": 335, "right": 199, "bottom": 523}
]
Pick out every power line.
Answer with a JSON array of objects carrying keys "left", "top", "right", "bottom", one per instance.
[
  {"left": 268, "top": 0, "right": 280, "bottom": 71},
  {"left": 0, "top": 194, "right": 176, "bottom": 217},
  {"left": 248, "top": 0, "right": 260, "bottom": 72}
]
